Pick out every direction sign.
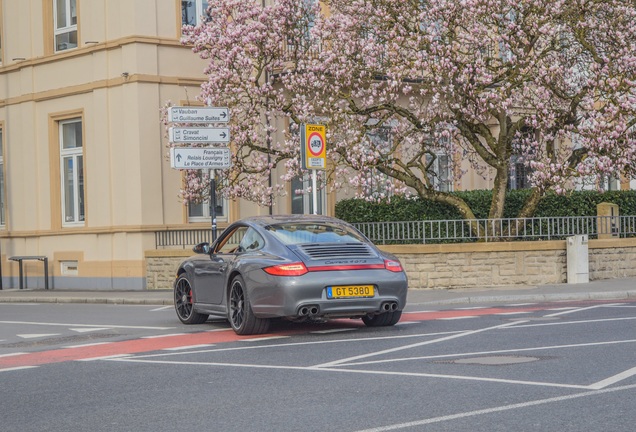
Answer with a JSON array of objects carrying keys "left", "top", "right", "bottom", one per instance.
[
  {"left": 301, "top": 124, "right": 326, "bottom": 170},
  {"left": 169, "top": 127, "right": 230, "bottom": 144},
  {"left": 170, "top": 147, "right": 232, "bottom": 170},
  {"left": 168, "top": 106, "right": 230, "bottom": 123}
]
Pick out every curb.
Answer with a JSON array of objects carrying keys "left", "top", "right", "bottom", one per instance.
[
  {"left": 409, "top": 290, "right": 636, "bottom": 306},
  {"left": 0, "top": 297, "right": 174, "bottom": 306}
]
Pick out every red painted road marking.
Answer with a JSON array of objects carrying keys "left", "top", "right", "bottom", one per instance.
[
  {"left": 403, "top": 306, "right": 547, "bottom": 321},
  {"left": 1, "top": 300, "right": 630, "bottom": 371}
]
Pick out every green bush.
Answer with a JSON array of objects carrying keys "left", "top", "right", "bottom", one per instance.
[{"left": 335, "top": 190, "right": 636, "bottom": 222}]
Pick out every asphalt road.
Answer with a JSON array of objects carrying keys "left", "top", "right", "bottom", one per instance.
[{"left": 1, "top": 298, "right": 635, "bottom": 431}]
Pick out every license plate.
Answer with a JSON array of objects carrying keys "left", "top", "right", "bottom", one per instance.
[{"left": 327, "top": 285, "right": 375, "bottom": 299}]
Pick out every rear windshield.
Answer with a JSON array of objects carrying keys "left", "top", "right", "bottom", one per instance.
[{"left": 266, "top": 222, "right": 366, "bottom": 245}]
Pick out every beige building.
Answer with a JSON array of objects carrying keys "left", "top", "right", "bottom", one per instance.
[
  {"left": 0, "top": 0, "right": 365, "bottom": 290},
  {"left": 5, "top": 1, "right": 624, "bottom": 291}
]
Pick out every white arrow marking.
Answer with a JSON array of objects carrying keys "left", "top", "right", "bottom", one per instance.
[
  {"left": 18, "top": 334, "right": 60, "bottom": 339},
  {"left": 70, "top": 328, "right": 110, "bottom": 333}
]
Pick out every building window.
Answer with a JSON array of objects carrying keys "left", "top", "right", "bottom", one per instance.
[
  {"left": 60, "top": 119, "right": 84, "bottom": 225},
  {"left": 54, "top": 0, "right": 78, "bottom": 52},
  {"left": 291, "top": 174, "right": 325, "bottom": 215},
  {"left": 187, "top": 171, "right": 227, "bottom": 222},
  {"left": 0, "top": 128, "right": 5, "bottom": 226},
  {"left": 508, "top": 156, "right": 531, "bottom": 190},
  {"left": 426, "top": 153, "right": 452, "bottom": 192},
  {"left": 181, "top": 0, "right": 211, "bottom": 26}
]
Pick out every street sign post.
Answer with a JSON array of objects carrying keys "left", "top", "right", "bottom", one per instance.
[
  {"left": 168, "top": 106, "right": 230, "bottom": 123},
  {"left": 167, "top": 106, "right": 232, "bottom": 241},
  {"left": 169, "top": 127, "right": 230, "bottom": 144},
  {"left": 170, "top": 147, "right": 232, "bottom": 170},
  {"left": 300, "top": 124, "right": 326, "bottom": 214},
  {"left": 300, "top": 124, "right": 327, "bottom": 170}
]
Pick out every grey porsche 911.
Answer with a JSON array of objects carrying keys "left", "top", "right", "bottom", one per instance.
[{"left": 174, "top": 215, "right": 408, "bottom": 335}]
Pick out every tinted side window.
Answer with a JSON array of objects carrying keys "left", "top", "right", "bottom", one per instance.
[
  {"left": 215, "top": 226, "right": 248, "bottom": 254},
  {"left": 239, "top": 228, "right": 265, "bottom": 252}
]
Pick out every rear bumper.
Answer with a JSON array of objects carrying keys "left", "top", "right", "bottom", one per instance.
[{"left": 244, "top": 268, "right": 408, "bottom": 319}]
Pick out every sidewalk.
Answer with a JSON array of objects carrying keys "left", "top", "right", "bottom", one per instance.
[{"left": 0, "top": 277, "right": 634, "bottom": 307}]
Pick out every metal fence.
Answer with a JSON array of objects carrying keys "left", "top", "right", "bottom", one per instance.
[
  {"left": 354, "top": 215, "right": 636, "bottom": 245},
  {"left": 154, "top": 215, "right": 636, "bottom": 248}
]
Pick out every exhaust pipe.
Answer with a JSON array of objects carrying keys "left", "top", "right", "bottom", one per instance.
[
  {"left": 381, "top": 302, "right": 398, "bottom": 312},
  {"left": 298, "top": 306, "right": 310, "bottom": 317},
  {"left": 298, "top": 305, "right": 320, "bottom": 317}
]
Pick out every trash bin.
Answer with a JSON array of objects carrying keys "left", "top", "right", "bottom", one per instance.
[{"left": 566, "top": 235, "right": 589, "bottom": 284}]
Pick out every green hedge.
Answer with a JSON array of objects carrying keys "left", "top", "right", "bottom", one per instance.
[{"left": 335, "top": 190, "right": 636, "bottom": 222}]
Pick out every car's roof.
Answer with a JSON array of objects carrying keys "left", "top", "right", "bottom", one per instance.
[{"left": 238, "top": 214, "right": 349, "bottom": 227}]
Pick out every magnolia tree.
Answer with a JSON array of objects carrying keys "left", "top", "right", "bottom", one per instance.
[{"left": 175, "top": 0, "right": 636, "bottom": 223}]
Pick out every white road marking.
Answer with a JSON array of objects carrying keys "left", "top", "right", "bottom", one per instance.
[
  {"left": 18, "top": 334, "right": 60, "bottom": 339},
  {"left": 63, "top": 342, "right": 111, "bottom": 349},
  {"left": 438, "top": 316, "right": 479, "bottom": 320},
  {"left": 544, "top": 304, "right": 621, "bottom": 317},
  {"left": 494, "top": 312, "right": 532, "bottom": 315},
  {"left": 589, "top": 365, "right": 636, "bottom": 389},
  {"left": 162, "top": 344, "right": 216, "bottom": 351},
  {"left": 311, "top": 328, "right": 357, "bottom": 334},
  {"left": 141, "top": 333, "right": 187, "bottom": 339},
  {"left": 395, "top": 322, "right": 418, "bottom": 326},
  {"left": 351, "top": 383, "right": 636, "bottom": 432},
  {"left": 76, "top": 354, "right": 132, "bottom": 362},
  {"left": 341, "top": 339, "right": 636, "bottom": 367},
  {"left": 128, "top": 330, "right": 469, "bottom": 359},
  {"left": 0, "top": 366, "right": 39, "bottom": 373},
  {"left": 0, "top": 352, "right": 27, "bottom": 358},
  {"left": 70, "top": 328, "right": 110, "bottom": 333},
  {"left": 507, "top": 316, "right": 636, "bottom": 328},
  {"left": 312, "top": 321, "right": 526, "bottom": 368},
  {"left": 240, "top": 336, "right": 290, "bottom": 342},
  {"left": 105, "top": 357, "right": 588, "bottom": 389},
  {"left": 150, "top": 306, "right": 172, "bottom": 312},
  {"left": 0, "top": 320, "right": 174, "bottom": 330}
]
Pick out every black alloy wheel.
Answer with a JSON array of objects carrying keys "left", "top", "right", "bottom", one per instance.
[
  {"left": 228, "top": 275, "right": 270, "bottom": 335},
  {"left": 174, "top": 274, "right": 208, "bottom": 324}
]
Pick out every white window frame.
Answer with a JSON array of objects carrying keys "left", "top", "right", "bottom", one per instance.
[
  {"left": 54, "top": 0, "right": 78, "bottom": 52},
  {"left": 60, "top": 118, "right": 84, "bottom": 226},
  {"left": 181, "top": 0, "right": 211, "bottom": 26},
  {"left": 291, "top": 174, "right": 326, "bottom": 215},
  {"left": 427, "top": 152, "right": 453, "bottom": 192},
  {"left": 187, "top": 170, "right": 228, "bottom": 222}
]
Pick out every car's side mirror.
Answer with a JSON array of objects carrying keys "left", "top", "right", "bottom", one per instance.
[{"left": 192, "top": 242, "right": 211, "bottom": 255}]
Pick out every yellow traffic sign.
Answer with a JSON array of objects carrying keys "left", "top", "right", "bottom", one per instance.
[{"left": 301, "top": 124, "right": 326, "bottom": 170}]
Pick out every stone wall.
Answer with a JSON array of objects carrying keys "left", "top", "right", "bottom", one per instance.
[
  {"left": 145, "top": 238, "right": 636, "bottom": 290},
  {"left": 145, "top": 250, "right": 189, "bottom": 290}
]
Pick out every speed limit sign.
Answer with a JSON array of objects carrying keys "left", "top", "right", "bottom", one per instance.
[{"left": 301, "top": 124, "right": 326, "bottom": 170}]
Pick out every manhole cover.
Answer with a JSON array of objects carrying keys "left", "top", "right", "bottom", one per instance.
[{"left": 434, "top": 355, "right": 555, "bottom": 366}]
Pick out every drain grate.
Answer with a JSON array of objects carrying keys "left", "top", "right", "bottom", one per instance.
[{"left": 434, "top": 355, "right": 556, "bottom": 366}]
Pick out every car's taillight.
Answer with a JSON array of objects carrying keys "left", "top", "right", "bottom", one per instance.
[
  {"left": 263, "top": 262, "right": 309, "bottom": 276},
  {"left": 384, "top": 259, "right": 403, "bottom": 272}
]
